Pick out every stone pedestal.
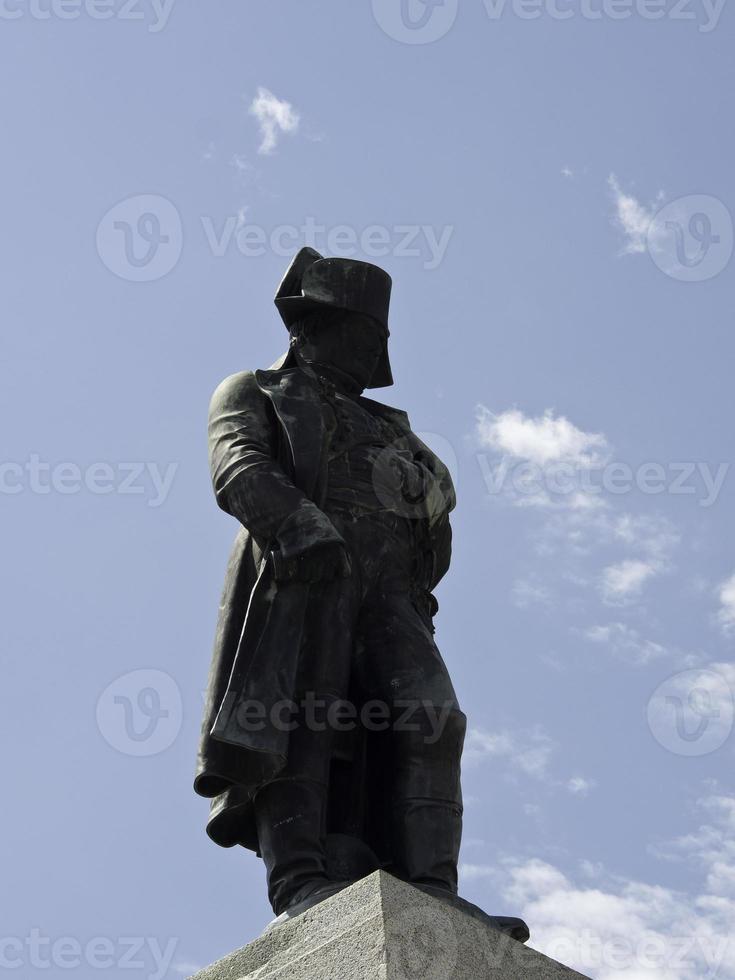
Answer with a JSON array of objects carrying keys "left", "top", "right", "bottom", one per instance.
[{"left": 191, "top": 870, "right": 591, "bottom": 979}]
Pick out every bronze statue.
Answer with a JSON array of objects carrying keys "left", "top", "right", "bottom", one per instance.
[{"left": 194, "top": 248, "right": 528, "bottom": 941}]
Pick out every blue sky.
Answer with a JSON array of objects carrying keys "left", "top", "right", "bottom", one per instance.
[{"left": 1, "top": 2, "right": 734, "bottom": 977}]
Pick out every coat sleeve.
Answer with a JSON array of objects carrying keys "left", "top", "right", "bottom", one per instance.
[{"left": 208, "top": 371, "right": 344, "bottom": 559}]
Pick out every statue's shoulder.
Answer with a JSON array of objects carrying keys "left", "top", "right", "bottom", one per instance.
[
  {"left": 209, "top": 367, "right": 315, "bottom": 414},
  {"left": 210, "top": 369, "right": 259, "bottom": 405}
]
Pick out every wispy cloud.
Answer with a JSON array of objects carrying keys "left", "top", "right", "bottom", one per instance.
[
  {"left": 598, "top": 514, "right": 679, "bottom": 604},
  {"left": 580, "top": 622, "right": 668, "bottom": 665},
  {"left": 651, "top": 790, "right": 735, "bottom": 899},
  {"left": 717, "top": 572, "right": 735, "bottom": 634},
  {"left": 249, "top": 86, "right": 300, "bottom": 155},
  {"left": 511, "top": 577, "right": 553, "bottom": 609},
  {"left": 464, "top": 727, "right": 555, "bottom": 779},
  {"left": 567, "top": 776, "right": 596, "bottom": 796},
  {"left": 608, "top": 173, "right": 664, "bottom": 255},
  {"left": 472, "top": 406, "right": 682, "bottom": 622},
  {"left": 613, "top": 513, "right": 679, "bottom": 559},
  {"left": 600, "top": 557, "right": 662, "bottom": 604}
]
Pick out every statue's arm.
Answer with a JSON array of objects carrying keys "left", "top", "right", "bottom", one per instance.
[{"left": 208, "top": 371, "right": 344, "bottom": 560}]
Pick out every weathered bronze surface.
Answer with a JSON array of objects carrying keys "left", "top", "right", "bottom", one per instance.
[{"left": 194, "top": 248, "right": 528, "bottom": 941}]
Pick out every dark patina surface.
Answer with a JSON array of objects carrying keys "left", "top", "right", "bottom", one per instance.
[{"left": 194, "top": 248, "right": 528, "bottom": 942}]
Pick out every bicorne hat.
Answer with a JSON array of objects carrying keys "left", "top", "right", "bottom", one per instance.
[{"left": 272, "top": 247, "right": 394, "bottom": 388}]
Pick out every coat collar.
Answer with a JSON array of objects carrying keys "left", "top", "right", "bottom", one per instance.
[
  {"left": 262, "top": 359, "right": 411, "bottom": 427},
  {"left": 254, "top": 366, "right": 325, "bottom": 497}
]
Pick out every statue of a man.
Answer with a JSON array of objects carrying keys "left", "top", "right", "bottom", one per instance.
[{"left": 194, "top": 249, "right": 527, "bottom": 940}]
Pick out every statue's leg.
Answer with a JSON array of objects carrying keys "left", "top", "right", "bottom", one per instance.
[
  {"left": 252, "top": 726, "right": 332, "bottom": 915},
  {"left": 355, "top": 528, "right": 466, "bottom": 894},
  {"left": 253, "top": 572, "right": 358, "bottom": 916},
  {"left": 385, "top": 702, "right": 466, "bottom": 894}
]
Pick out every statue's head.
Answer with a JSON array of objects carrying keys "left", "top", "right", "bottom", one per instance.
[
  {"left": 288, "top": 309, "right": 388, "bottom": 395},
  {"left": 272, "top": 248, "right": 393, "bottom": 390}
]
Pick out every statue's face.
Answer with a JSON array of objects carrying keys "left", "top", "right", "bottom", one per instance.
[{"left": 295, "top": 312, "right": 387, "bottom": 392}]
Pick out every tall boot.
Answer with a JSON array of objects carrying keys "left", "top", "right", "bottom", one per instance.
[
  {"left": 388, "top": 705, "right": 466, "bottom": 894},
  {"left": 253, "top": 774, "right": 332, "bottom": 915},
  {"left": 253, "top": 717, "right": 335, "bottom": 916}
]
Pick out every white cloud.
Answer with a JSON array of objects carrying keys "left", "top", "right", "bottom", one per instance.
[
  {"left": 496, "top": 856, "right": 734, "bottom": 978},
  {"left": 717, "top": 572, "right": 735, "bottom": 633},
  {"left": 511, "top": 577, "right": 552, "bottom": 609},
  {"left": 567, "top": 776, "right": 596, "bottom": 796},
  {"left": 608, "top": 174, "right": 665, "bottom": 256},
  {"left": 248, "top": 86, "right": 300, "bottom": 155},
  {"left": 600, "top": 558, "right": 661, "bottom": 604},
  {"left": 598, "top": 515, "right": 679, "bottom": 605},
  {"left": 476, "top": 407, "right": 608, "bottom": 468},
  {"left": 472, "top": 409, "right": 682, "bottom": 618},
  {"left": 561, "top": 166, "right": 574, "bottom": 178},
  {"left": 464, "top": 727, "right": 555, "bottom": 779},
  {"left": 582, "top": 622, "right": 668, "bottom": 665},
  {"left": 459, "top": 862, "right": 497, "bottom": 881},
  {"left": 235, "top": 204, "right": 249, "bottom": 232},
  {"left": 474, "top": 407, "right": 610, "bottom": 511},
  {"left": 488, "top": 794, "right": 735, "bottom": 980},
  {"left": 652, "top": 791, "right": 735, "bottom": 900},
  {"left": 231, "top": 152, "right": 254, "bottom": 175},
  {"left": 614, "top": 513, "right": 679, "bottom": 560}
]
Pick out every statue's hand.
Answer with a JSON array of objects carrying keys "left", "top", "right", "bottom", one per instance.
[
  {"left": 389, "top": 449, "right": 427, "bottom": 503},
  {"left": 271, "top": 541, "right": 352, "bottom": 584}
]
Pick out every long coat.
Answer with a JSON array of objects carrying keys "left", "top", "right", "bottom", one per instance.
[{"left": 194, "top": 363, "right": 456, "bottom": 851}]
